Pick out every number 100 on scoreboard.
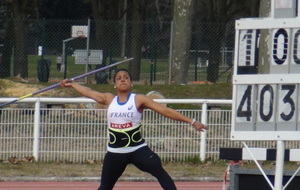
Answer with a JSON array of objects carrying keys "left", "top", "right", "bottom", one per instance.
[{"left": 231, "top": 18, "right": 300, "bottom": 140}]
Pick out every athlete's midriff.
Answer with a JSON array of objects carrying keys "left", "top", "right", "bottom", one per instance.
[{"left": 108, "top": 125, "right": 145, "bottom": 148}]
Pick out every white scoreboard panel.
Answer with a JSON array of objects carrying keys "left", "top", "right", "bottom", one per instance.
[{"left": 231, "top": 18, "right": 300, "bottom": 140}]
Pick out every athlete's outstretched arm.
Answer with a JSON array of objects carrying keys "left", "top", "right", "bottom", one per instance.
[
  {"left": 136, "top": 94, "right": 207, "bottom": 131},
  {"left": 60, "top": 80, "right": 114, "bottom": 105}
]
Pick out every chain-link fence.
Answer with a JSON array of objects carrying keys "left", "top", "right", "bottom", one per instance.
[{"left": 0, "top": 19, "right": 234, "bottom": 84}]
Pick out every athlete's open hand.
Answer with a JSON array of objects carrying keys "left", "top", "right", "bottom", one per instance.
[{"left": 192, "top": 121, "right": 208, "bottom": 132}]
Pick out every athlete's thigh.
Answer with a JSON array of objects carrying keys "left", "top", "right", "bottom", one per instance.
[
  {"left": 101, "top": 152, "right": 130, "bottom": 184},
  {"left": 131, "top": 146, "right": 164, "bottom": 173}
]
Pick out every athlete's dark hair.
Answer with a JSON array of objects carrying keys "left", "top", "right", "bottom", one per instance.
[{"left": 113, "top": 69, "right": 132, "bottom": 83}]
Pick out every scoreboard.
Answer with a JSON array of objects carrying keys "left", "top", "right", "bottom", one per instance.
[{"left": 231, "top": 18, "right": 300, "bottom": 140}]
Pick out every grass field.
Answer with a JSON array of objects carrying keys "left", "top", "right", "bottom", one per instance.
[
  {"left": 26, "top": 55, "right": 230, "bottom": 84},
  {"left": 0, "top": 160, "right": 299, "bottom": 181},
  {"left": 28, "top": 55, "right": 170, "bottom": 81},
  {"left": 0, "top": 162, "right": 225, "bottom": 180}
]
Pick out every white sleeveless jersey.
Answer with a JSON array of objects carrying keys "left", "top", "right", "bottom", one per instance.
[{"left": 107, "top": 93, "right": 146, "bottom": 153}]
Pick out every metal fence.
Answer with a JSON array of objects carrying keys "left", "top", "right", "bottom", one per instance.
[
  {"left": 0, "top": 19, "right": 234, "bottom": 84},
  {"left": 1, "top": 98, "right": 300, "bottom": 163}
]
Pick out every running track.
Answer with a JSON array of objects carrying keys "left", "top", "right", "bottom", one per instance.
[{"left": 0, "top": 181, "right": 224, "bottom": 190}]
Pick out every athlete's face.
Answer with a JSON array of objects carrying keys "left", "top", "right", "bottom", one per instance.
[{"left": 114, "top": 71, "right": 132, "bottom": 91}]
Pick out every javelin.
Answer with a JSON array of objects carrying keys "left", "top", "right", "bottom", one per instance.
[{"left": 0, "top": 57, "right": 134, "bottom": 108}]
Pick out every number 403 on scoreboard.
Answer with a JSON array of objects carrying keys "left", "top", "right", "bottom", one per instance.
[
  {"left": 235, "top": 83, "right": 297, "bottom": 130},
  {"left": 232, "top": 75, "right": 300, "bottom": 141}
]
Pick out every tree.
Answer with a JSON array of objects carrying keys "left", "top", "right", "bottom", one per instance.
[
  {"left": 0, "top": 0, "right": 38, "bottom": 78},
  {"left": 38, "top": 0, "right": 91, "bottom": 19},
  {"left": 127, "top": 0, "right": 149, "bottom": 81},
  {"left": 171, "top": 0, "right": 194, "bottom": 84},
  {"left": 0, "top": 1, "right": 13, "bottom": 78},
  {"left": 90, "top": 0, "right": 121, "bottom": 74},
  {"left": 88, "top": 0, "right": 151, "bottom": 81},
  {"left": 258, "top": 0, "right": 271, "bottom": 74},
  {"left": 205, "top": 0, "right": 228, "bottom": 83},
  {"left": 90, "top": 0, "right": 174, "bottom": 81},
  {"left": 195, "top": 0, "right": 260, "bottom": 83},
  {"left": 0, "top": 0, "right": 262, "bottom": 82}
]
